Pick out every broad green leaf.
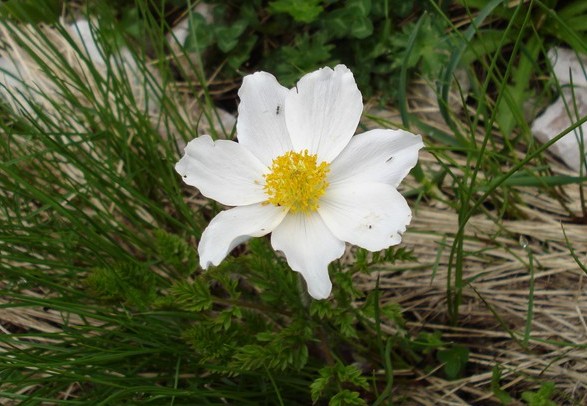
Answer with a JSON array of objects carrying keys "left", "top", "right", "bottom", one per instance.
[
  {"left": 269, "top": 0, "right": 324, "bottom": 23},
  {"left": 437, "top": 345, "right": 469, "bottom": 379},
  {"left": 322, "top": 8, "right": 352, "bottom": 38},
  {"left": 347, "top": 0, "right": 372, "bottom": 16},
  {"left": 350, "top": 17, "right": 374, "bottom": 39},
  {"left": 184, "top": 12, "right": 214, "bottom": 53},
  {"left": 228, "top": 35, "right": 258, "bottom": 70},
  {"left": 215, "top": 19, "right": 249, "bottom": 53}
]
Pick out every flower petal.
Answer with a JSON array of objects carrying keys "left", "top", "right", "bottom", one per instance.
[
  {"left": 175, "top": 135, "right": 268, "bottom": 206},
  {"left": 237, "top": 71, "right": 293, "bottom": 166},
  {"left": 199, "top": 204, "right": 287, "bottom": 269},
  {"left": 318, "top": 182, "right": 412, "bottom": 252},
  {"left": 329, "top": 129, "right": 423, "bottom": 187},
  {"left": 271, "top": 212, "right": 345, "bottom": 299},
  {"left": 285, "top": 65, "right": 363, "bottom": 162}
]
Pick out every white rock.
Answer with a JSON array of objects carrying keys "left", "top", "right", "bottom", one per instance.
[
  {"left": 531, "top": 87, "right": 587, "bottom": 171},
  {"left": 69, "top": 19, "right": 105, "bottom": 64},
  {"left": 532, "top": 47, "right": 587, "bottom": 171},
  {"left": 548, "top": 47, "right": 587, "bottom": 87}
]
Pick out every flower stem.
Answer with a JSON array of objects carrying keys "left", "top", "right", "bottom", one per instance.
[{"left": 296, "top": 273, "right": 311, "bottom": 308}]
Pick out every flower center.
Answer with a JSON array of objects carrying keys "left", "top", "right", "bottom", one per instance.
[{"left": 263, "top": 150, "right": 330, "bottom": 213}]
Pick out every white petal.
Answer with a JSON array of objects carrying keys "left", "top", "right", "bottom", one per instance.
[
  {"left": 199, "top": 204, "right": 287, "bottom": 268},
  {"left": 237, "top": 72, "right": 293, "bottom": 166},
  {"left": 329, "top": 129, "right": 423, "bottom": 187},
  {"left": 175, "top": 135, "right": 268, "bottom": 206},
  {"left": 285, "top": 65, "right": 363, "bottom": 162},
  {"left": 271, "top": 212, "right": 345, "bottom": 300},
  {"left": 319, "top": 182, "right": 412, "bottom": 252}
]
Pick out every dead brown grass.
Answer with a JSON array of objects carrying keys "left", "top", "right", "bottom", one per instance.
[{"left": 357, "top": 81, "right": 587, "bottom": 404}]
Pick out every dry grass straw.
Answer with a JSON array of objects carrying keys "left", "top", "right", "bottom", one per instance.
[
  {"left": 0, "top": 18, "right": 233, "bottom": 164},
  {"left": 358, "top": 80, "right": 587, "bottom": 404},
  {"left": 0, "top": 18, "right": 233, "bottom": 134}
]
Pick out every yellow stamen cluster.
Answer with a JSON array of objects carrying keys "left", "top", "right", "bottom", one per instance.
[{"left": 264, "top": 150, "right": 330, "bottom": 213}]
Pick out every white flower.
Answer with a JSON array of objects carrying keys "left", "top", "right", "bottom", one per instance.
[{"left": 176, "top": 65, "right": 423, "bottom": 300}]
